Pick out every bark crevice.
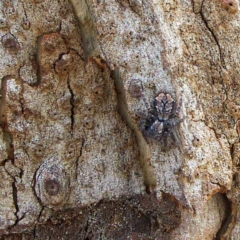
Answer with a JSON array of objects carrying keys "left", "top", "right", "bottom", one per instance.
[
  {"left": 111, "top": 69, "right": 157, "bottom": 192},
  {"left": 199, "top": 0, "right": 225, "bottom": 68},
  {"left": 67, "top": 77, "right": 75, "bottom": 132},
  {"left": 11, "top": 181, "right": 20, "bottom": 228},
  {"left": 71, "top": 0, "right": 157, "bottom": 191},
  {"left": 214, "top": 194, "right": 234, "bottom": 240}
]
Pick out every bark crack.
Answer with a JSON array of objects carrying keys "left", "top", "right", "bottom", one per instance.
[
  {"left": 214, "top": 194, "right": 234, "bottom": 240},
  {"left": 35, "top": 35, "right": 44, "bottom": 87},
  {"left": 210, "top": 180, "right": 228, "bottom": 191},
  {"left": 84, "top": 217, "right": 91, "bottom": 239},
  {"left": 4, "top": 161, "right": 25, "bottom": 230},
  {"left": 11, "top": 181, "right": 20, "bottom": 227},
  {"left": 4, "top": 161, "right": 21, "bottom": 228},
  {"left": 199, "top": 1, "right": 225, "bottom": 68},
  {"left": 71, "top": 0, "right": 157, "bottom": 192},
  {"left": 0, "top": 76, "right": 15, "bottom": 161},
  {"left": 19, "top": 73, "right": 25, "bottom": 116},
  {"left": 67, "top": 77, "right": 75, "bottom": 132},
  {"left": 33, "top": 225, "right": 37, "bottom": 239},
  {"left": 111, "top": 69, "right": 157, "bottom": 192},
  {"left": 37, "top": 206, "right": 44, "bottom": 222}
]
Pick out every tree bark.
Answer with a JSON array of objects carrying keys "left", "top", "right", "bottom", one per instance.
[{"left": 0, "top": 0, "right": 239, "bottom": 239}]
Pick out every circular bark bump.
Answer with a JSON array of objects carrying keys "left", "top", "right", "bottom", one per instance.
[
  {"left": 1, "top": 33, "right": 19, "bottom": 51},
  {"left": 35, "top": 158, "right": 69, "bottom": 207},
  {"left": 221, "top": 0, "right": 238, "bottom": 13},
  {"left": 44, "top": 179, "right": 60, "bottom": 196}
]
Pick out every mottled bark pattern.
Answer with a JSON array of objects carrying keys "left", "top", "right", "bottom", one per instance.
[{"left": 0, "top": 0, "right": 240, "bottom": 239}]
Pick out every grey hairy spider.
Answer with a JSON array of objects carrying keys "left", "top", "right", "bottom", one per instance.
[{"left": 139, "top": 92, "right": 183, "bottom": 151}]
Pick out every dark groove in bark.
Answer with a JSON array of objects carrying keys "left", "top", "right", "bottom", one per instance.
[
  {"left": 71, "top": 0, "right": 157, "bottom": 192},
  {"left": 214, "top": 194, "right": 234, "bottom": 240},
  {"left": 200, "top": 0, "right": 225, "bottom": 68},
  {"left": 67, "top": 77, "right": 75, "bottom": 132},
  {"left": 111, "top": 68, "right": 157, "bottom": 191},
  {"left": 11, "top": 182, "right": 19, "bottom": 227},
  {"left": 0, "top": 76, "right": 15, "bottom": 162},
  {"left": 35, "top": 35, "right": 44, "bottom": 87}
]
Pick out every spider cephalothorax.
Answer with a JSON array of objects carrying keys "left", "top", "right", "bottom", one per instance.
[{"left": 140, "top": 92, "right": 182, "bottom": 151}]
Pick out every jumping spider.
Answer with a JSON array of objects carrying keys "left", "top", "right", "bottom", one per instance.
[{"left": 139, "top": 92, "right": 183, "bottom": 151}]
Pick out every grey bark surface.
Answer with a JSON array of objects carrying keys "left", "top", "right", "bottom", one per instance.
[{"left": 0, "top": 0, "right": 239, "bottom": 239}]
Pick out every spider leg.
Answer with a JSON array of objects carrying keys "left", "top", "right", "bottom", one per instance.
[
  {"left": 175, "top": 96, "right": 182, "bottom": 116},
  {"left": 169, "top": 118, "right": 183, "bottom": 127},
  {"left": 161, "top": 135, "right": 169, "bottom": 151},
  {"left": 149, "top": 111, "right": 157, "bottom": 119},
  {"left": 170, "top": 128, "right": 181, "bottom": 148},
  {"left": 143, "top": 96, "right": 156, "bottom": 115}
]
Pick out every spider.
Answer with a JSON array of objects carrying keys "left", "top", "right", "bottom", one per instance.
[{"left": 139, "top": 92, "right": 183, "bottom": 151}]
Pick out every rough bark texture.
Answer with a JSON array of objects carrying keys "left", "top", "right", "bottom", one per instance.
[{"left": 0, "top": 0, "right": 240, "bottom": 239}]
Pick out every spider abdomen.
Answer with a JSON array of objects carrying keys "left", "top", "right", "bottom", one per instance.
[{"left": 139, "top": 92, "right": 182, "bottom": 151}]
